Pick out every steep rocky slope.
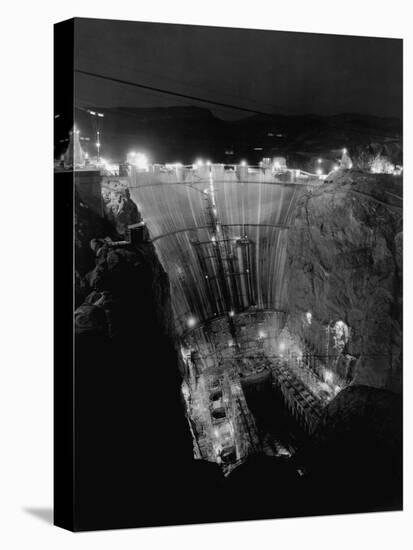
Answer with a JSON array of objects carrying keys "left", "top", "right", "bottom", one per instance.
[
  {"left": 286, "top": 170, "right": 402, "bottom": 392},
  {"left": 75, "top": 181, "right": 143, "bottom": 306},
  {"left": 102, "top": 183, "right": 141, "bottom": 236}
]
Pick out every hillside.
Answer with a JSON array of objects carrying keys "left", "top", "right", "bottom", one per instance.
[{"left": 55, "top": 106, "right": 402, "bottom": 166}]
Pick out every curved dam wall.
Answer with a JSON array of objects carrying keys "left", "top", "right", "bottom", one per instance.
[{"left": 128, "top": 165, "right": 306, "bottom": 334}]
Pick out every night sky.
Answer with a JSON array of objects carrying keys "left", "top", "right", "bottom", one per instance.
[{"left": 74, "top": 17, "right": 402, "bottom": 120}]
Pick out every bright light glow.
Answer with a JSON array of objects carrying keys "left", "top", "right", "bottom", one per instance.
[
  {"left": 258, "top": 330, "right": 267, "bottom": 339},
  {"left": 229, "top": 310, "right": 235, "bottom": 317},
  {"left": 84, "top": 152, "right": 89, "bottom": 160},
  {"left": 206, "top": 160, "right": 211, "bottom": 166},
  {"left": 99, "top": 158, "right": 118, "bottom": 172},
  {"left": 316, "top": 168, "right": 323, "bottom": 176},
  {"left": 333, "top": 165, "right": 338, "bottom": 171},
  {"left": 333, "top": 320, "right": 350, "bottom": 352},
  {"left": 343, "top": 148, "right": 347, "bottom": 154},
  {"left": 187, "top": 317, "right": 197, "bottom": 328},
  {"left": 127, "top": 152, "right": 149, "bottom": 170},
  {"left": 323, "top": 369, "right": 334, "bottom": 385},
  {"left": 279, "top": 341, "right": 286, "bottom": 351},
  {"left": 240, "top": 160, "right": 247, "bottom": 166},
  {"left": 317, "top": 158, "right": 322, "bottom": 163},
  {"left": 211, "top": 236, "right": 216, "bottom": 242},
  {"left": 273, "top": 161, "right": 281, "bottom": 169},
  {"left": 135, "top": 153, "right": 148, "bottom": 170},
  {"left": 181, "top": 381, "right": 190, "bottom": 400},
  {"left": 370, "top": 156, "right": 397, "bottom": 175},
  {"left": 89, "top": 110, "right": 96, "bottom": 115},
  {"left": 104, "top": 162, "right": 119, "bottom": 173},
  {"left": 306, "top": 312, "right": 312, "bottom": 324}
]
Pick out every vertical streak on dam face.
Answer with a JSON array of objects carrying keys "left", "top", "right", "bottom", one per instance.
[
  {"left": 256, "top": 176, "right": 262, "bottom": 309},
  {"left": 128, "top": 167, "right": 305, "bottom": 334}
]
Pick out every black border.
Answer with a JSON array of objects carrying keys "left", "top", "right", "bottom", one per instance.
[{"left": 54, "top": 18, "right": 76, "bottom": 531}]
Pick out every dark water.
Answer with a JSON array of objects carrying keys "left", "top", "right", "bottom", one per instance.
[{"left": 241, "top": 375, "right": 308, "bottom": 454}]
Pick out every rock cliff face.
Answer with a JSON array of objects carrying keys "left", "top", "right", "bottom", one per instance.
[
  {"left": 74, "top": 189, "right": 116, "bottom": 307},
  {"left": 75, "top": 181, "right": 143, "bottom": 306},
  {"left": 102, "top": 181, "right": 141, "bottom": 236},
  {"left": 286, "top": 170, "right": 402, "bottom": 392}
]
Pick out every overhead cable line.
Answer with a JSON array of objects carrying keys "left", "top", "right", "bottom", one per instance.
[
  {"left": 98, "top": 64, "right": 285, "bottom": 114},
  {"left": 75, "top": 69, "right": 278, "bottom": 117}
]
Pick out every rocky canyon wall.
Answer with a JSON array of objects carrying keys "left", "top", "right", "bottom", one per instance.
[{"left": 285, "top": 170, "right": 402, "bottom": 393}]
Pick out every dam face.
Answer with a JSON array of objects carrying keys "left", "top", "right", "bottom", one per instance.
[{"left": 129, "top": 164, "right": 305, "bottom": 333}]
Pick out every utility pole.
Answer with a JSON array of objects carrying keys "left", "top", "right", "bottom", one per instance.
[{"left": 87, "top": 109, "right": 104, "bottom": 163}]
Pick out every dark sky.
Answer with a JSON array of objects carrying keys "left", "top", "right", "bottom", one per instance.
[{"left": 74, "top": 18, "right": 402, "bottom": 120}]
